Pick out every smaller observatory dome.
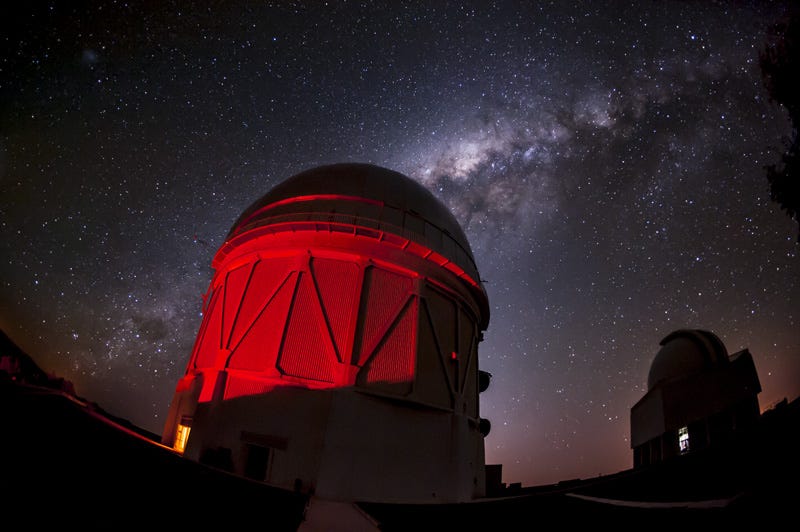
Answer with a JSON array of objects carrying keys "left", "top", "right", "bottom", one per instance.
[{"left": 647, "top": 329, "right": 729, "bottom": 390}]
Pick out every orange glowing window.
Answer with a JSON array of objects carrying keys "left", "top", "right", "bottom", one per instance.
[{"left": 175, "top": 423, "right": 192, "bottom": 454}]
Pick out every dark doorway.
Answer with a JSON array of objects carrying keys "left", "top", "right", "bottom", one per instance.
[{"left": 244, "top": 444, "right": 271, "bottom": 481}]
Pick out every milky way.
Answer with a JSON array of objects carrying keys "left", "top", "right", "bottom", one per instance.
[{"left": 2, "top": 1, "right": 798, "bottom": 486}]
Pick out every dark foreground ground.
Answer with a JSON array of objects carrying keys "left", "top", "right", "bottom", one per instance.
[{"left": 1, "top": 378, "right": 797, "bottom": 530}]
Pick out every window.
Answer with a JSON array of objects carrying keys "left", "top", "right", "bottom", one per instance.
[
  {"left": 678, "top": 426, "right": 689, "bottom": 453},
  {"left": 174, "top": 423, "right": 192, "bottom": 454}
]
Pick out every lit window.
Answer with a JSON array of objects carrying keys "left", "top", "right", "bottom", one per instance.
[
  {"left": 174, "top": 423, "right": 192, "bottom": 454},
  {"left": 678, "top": 426, "right": 689, "bottom": 453}
]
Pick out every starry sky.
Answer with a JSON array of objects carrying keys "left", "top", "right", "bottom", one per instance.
[{"left": 2, "top": 1, "right": 799, "bottom": 487}]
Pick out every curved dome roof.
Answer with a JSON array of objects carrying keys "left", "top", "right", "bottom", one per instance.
[
  {"left": 647, "top": 329, "right": 728, "bottom": 390},
  {"left": 226, "top": 162, "right": 479, "bottom": 279}
]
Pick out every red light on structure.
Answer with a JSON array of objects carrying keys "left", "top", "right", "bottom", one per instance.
[
  {"left": 182, "top": 213, "right": 489, "bottom": 403},
  {"left": 185, "top": 228, "right": 431, "bottom": 402},
  {"left": 169, "top": 163, "right": 493, "bottom": 404},
  {"left": 162, "top": 164, "right": 493, "bottom": 502}
]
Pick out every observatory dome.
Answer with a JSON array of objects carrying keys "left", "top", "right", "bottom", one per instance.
[
  {"left": 647, "top": 329, "right": 729, "bottom": 390},
  {"left": 224, "top": 162, "right": 481, "bottom": 291},
  {"left": 164, "top": 162, "right": 493, "bottom": 502}
]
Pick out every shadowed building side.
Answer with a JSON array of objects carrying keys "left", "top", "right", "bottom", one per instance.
[
  {"left": 631, "top": 329, "right": 761, "bottom": 468},
  {"left": 161, "top": 163, "right": 492, "bottom": 503}
]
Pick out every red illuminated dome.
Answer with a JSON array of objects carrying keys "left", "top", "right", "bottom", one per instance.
[
  {"left": 230, "top": 164, "right": 470, "bottom": 244},
  {"left": 217, "top": 162, "right": 487, "bottom": 323},
  {"left": 228, "top": 163, "right": 479, "bottom": 279},
  {"left": 163, "top": 162, "right": 492, "bottom": 503}
]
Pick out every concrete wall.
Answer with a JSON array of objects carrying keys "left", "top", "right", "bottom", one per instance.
[
  {"left": 180, "top": 385, "right": 484, "bottom": 502},
  {"left": 315, "top": 390, "right": 484, "bottom": 502}
]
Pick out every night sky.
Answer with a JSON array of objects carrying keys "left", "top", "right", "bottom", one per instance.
[{"left": 2, "top": 1, "right": 799, "bottom": 487}]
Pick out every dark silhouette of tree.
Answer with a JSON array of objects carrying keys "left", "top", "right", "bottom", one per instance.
[{"left": 760, "top": 11, "right": 800, "bottom": 241}]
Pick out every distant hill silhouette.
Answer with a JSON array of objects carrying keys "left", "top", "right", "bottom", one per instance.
[
  {"left": 0, "top": 328, "right": 51, "bottom": 384},
  {"left": 0, "top": 328, "right": 160, "bottom": 441}
]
